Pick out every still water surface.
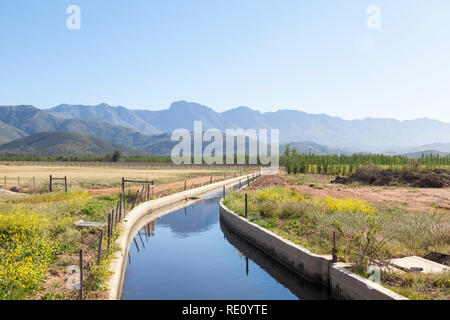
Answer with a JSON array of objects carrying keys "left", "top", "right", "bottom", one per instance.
[{"left": 121, "top": 189, "right": 332, "bottom": 300}]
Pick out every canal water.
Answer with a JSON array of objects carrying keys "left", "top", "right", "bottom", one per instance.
[{"left": 121, "top": 188, "right": 332, "bottom": 300}]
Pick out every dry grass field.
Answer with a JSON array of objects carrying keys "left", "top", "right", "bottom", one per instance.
[{"left": 0, "top": 164, "right": 247, "bottom": 192}]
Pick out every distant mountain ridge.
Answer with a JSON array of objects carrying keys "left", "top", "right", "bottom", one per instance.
[
  {"left": 44, "top": 101, "right": 450, "bottom": 152},
  {"left": 0, "top": 132, "right": 143, "bottom": 156},
  {"left": 399, "top": 143, "right": 450, "bottom": 154},
  {"left": 0, "top": 120, "right": 27, "bottom": 145},
  {"left": 280, "top": 141, "right": 350, "bottom": 156},
  {"left": 402, "top": 150, "right": 449, "bottom": 158}
]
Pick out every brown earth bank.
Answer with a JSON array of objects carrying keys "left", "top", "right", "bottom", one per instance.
[
  {"left": 333, "top": 167, "right": 450, "bottom": 188},
  {"left": 248, "top": 174, "right": 450, "bottom": 212}
]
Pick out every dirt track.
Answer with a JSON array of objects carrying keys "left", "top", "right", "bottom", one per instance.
[
  {"left": 0, "top": 188, "right": 23, "bottom": 196},
  {"left": 88, "top": 174, "right": 234, "bottom": 198}
]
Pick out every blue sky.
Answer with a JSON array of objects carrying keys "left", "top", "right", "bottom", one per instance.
[{"left": 1, "top": 1, "right": 449, "bottom": 122}]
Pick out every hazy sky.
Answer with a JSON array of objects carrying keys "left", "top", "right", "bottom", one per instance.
[{"left": 1, "top": 1, "right": 449, "bottom": 122}]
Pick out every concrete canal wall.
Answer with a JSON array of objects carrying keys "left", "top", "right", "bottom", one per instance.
[
  {"left": 219, "top": 201, "right": 408, "bottom": 300},
  {"left": 107, "top": 172, "right": 260, "bottom": 300}
]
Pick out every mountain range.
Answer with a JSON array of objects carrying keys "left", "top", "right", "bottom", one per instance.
[
  {"left": 0, "top": 101, "right": 449, "bottom": 156},
  {"left": 45, "top": 101, "right": 450, "bottom": 152},
  {"left": 0, "top": 131, "right": 142, "bottom": 156}
]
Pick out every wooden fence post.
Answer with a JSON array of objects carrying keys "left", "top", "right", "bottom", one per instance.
[
  {"left": 49, "top": 175, "right": 52, "bottom": 192},
  {"left": 64, "top": 176, "right": 68, "bottom": 193}
]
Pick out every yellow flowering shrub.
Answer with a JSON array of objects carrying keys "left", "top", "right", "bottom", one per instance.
[
  {"left": 251, "top": 187, "right": 305, "bottom": 203},
  {"left": 315, "top": 197, "right": 377, "bottom": 216},
  {"left": 0, "top": 207, "right": 56, "bottom": 299}
]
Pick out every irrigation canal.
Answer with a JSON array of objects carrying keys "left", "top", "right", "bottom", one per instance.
[{"left": 121, "top": 185, "right": 332, "bottom": 300}]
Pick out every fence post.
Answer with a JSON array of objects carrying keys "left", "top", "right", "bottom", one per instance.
[
  {"left": 112, "top": 208, "right": 116, "bottom": 231},
  {"left": 97, "top": 230, "right": 103, "bottom": 265},
  {"left": 33, "top": 177, "right": 36, "bottom": 191},
  {"left": 332, "top": 232, "right": 338, "bottom": 263},
  {"left": 121, "top": 177, "right": 125, "bottom": 195},
  {"left": 184, "top": 180, "right": 187, "bottom": 191},
  {"left": 107, "top": 214, "right": 111, "bottom": 252},
  {"left": 79, "top": 249, "right": 83, "bottom": 300},
  {"left": 49, "top": 175, "right": 52, "bottom": 192},
  {"left": 245, "top": 193, "right": 248, "bottom": 218},
  {"left": 223, "top": 186, "right": 226, "bottom": 198},
  {"left": 64, "top": 176, "right": 68, "bottom": 193},
  {"left": 119, "top": 194, "right": 123, "bottom": 221},
  {"left": 18, "top": 176, "right": 20, "bottom": 186}
]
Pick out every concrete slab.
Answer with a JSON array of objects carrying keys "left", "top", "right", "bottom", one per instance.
[{"left": 390, "top": 256, "right": 449, "bottom": 273}]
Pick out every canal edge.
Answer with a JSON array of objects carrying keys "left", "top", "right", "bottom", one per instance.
[
  {"left": 106, "top": 171, "right": 262, "bottom": 300},
  {"left": 219, "top": 200, "right": 408, "bottom": 300}
]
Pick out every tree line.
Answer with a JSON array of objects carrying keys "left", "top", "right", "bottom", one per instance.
[
  {"left": 0, "top": 153, "right": 172, "bottom": 163},
  {"left": 281, "top": 146, "right": 450, "bottom": 175}
]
